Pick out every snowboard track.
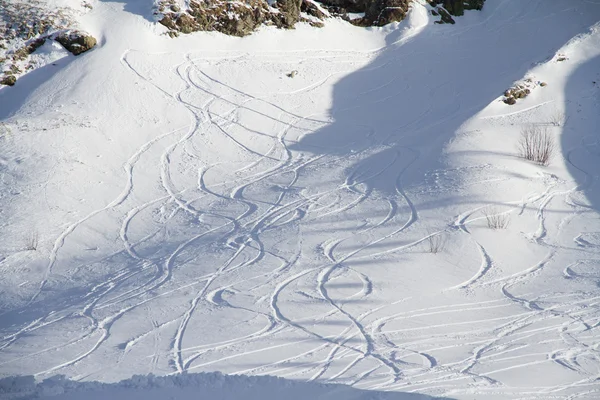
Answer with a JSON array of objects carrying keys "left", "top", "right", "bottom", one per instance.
[{"left": 2, "top": 2, "right": 600, "bottom": 398}]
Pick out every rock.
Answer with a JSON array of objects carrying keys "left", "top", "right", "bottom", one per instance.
[
  {"left": 185, "top": 0, "right": 270, "bottom": 37},
  {"left": 317, "top": 0, "right": 368, "bottom": 13},
  {"left": 352, "top": 0, "right": 410, "bottom": 26},
  {"left": 443, "top": 0, "right": 464, "bottom": 16},
  {"left": 435, "top": 6, "right": 455, "bottom": 24},
  {"left": 275, "top": 0, "right": 303, "bottom": 28},
  {"left": 540, "top": 82, "right": 547, "bottom": 87},
  {"left": 176, "top": 13, "right": 200, "bottom": 34},
  {"left": 0, "top": 74, "right": 16, "bottom": 86},
  {"left": 502, "top": 79, "right": 534, "bottom": 104},
  {"left": 27, "top": 37, "right": 46, "bottom": 53},
  {"left": 157, "top": 0, "right": 485, "bottom": 35},
  {"left": 159, "top": 14, "right": 178, "bottom": 30},
  {"left": 429, "top": 0, "right": 485, "bottom": 23},
  {"left": 13, "top": 37, "right": 47, "bottom": 61},
  {"left": 55, "top": 31, "right": 97, "bottom": 55},
  {"left": 301, "top": 0, "right": 327, "bottom": 20},
  {"left": 464, "top": 0, "right": 485, "bottom": 10}
]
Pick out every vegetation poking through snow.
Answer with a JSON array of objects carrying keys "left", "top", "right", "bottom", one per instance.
[
  {"left": 426, "top": 230, "right": 446, "bottom": 254},
  {"left": 24, "top": 230, "right": 38, "bottom": 251},
  {"left": 549, "top": 108, "right": 567, "bottom": 127},
  {"left": 482, "top": 207, "right": 511, "bottom": 229},
  {"left": 518, "top": 125, "right": 555, "bottom": 166}
]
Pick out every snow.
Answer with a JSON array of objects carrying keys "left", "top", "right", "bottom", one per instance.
[
  {"left": 0, "top": 372, "right": 441, "bottom": 399},
  {"left": 0, "top": 0, "right": 92, "bottom": 82},
  {"left": 1, "top": 0, "right": 600, "bottom": 399}
]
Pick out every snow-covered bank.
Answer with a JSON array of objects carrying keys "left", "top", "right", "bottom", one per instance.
[
  {"left": 1, "top": 0, "right": 600, "bottom": 399},
  {"left": 0, "top": 372, "right": 448, "bottom": 400}
]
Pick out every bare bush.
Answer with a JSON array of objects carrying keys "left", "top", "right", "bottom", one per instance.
[
  {"left": 518, "top": 125, "right": 555, "bottom": 166},
  {"left": 549, "top": 109, "right": 566, "bottom": 127},
  {"left": 482, "top": 207, "right": 510, "bottom": 229},
  {"left": 24, "top": 230, "right": 38, "bottom": 251},
  {"left": 426, "top": 231, "right": 446, "bottom": 254}
]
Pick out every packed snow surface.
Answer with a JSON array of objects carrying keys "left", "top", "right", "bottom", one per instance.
[
  {"left": 1, "top": 0, "right": 600, "bottom": 399},
  {"left": 0, "top": 372, "right": 445, "bottom": 399}
]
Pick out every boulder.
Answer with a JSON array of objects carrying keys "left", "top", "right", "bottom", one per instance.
[
  {"left": 429, "top": 0, "right": 485, "bottom": 23},
  {"left": 184, "top": 0, "right": 270, "bottom": 37},
  {"left": 55, "top": 31, "right": 97, "bottom": 55},
  {"left": 353, "top": 0, "right": 410, "bottom": 26},
  {"left": 464, "top": 0, "right": 485, "bottom": 10},
  {"left": 443, "top": 0, "right": 464, "bottom": 16},
  {"left": 435, "top": 6, "right": 455, "bottom": 24},
  {"left": 26, "top": 37, "right": 46, "bottom": 54},
  {"left": 0, "top": 74, "right": 16, "bottom": 86},
  {"left": 317, "top": 0, "right": 368, "bottom": 13},
  {"left": 301, "top": 0, "right": 327, "bottom": 19},
  {"left": 275, "top": 0, "right": 303, "bottom": 28}
]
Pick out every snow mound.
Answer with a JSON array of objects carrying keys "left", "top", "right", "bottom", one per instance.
[{"left": 0, "top": 372, "right": 448, "bottom": 400}]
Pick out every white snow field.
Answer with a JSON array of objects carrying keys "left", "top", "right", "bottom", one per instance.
[
  {"left": 1, "top": 0, "right": 600, "bottom": 399},
  {"left": 0, "top": 372, "right": 445, "bottom": 399}
]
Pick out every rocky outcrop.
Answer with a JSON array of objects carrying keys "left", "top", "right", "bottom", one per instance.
[
  {"left": 353, "top": 0, "right": 410, "bottom": 27},
  {"left": 301, "top": 1, "right": 328, "bottom": 20},
  {"left": 159, "top": 0, "right": 270, "bottom": 37},
  {"left": 502, "top": 78, "right": 540, "bottom": 105},
  {"left": 156, "top": 0, "right": 486, "bottom": 36},
  {"left": 55, "top": 31, "right": 97, "bottom": 55},
  {"left": 275, "top": 0, "right": 304, "bottom": 28},
  {"left": 318, "top": 0, "right": 368, "bottom": 13},
  {"left": 428, "top": 0, "right": 485, "bottom": 23},
  {"left": 0, "top": 1, "right": 96, "bottom": 88},
  {"left": 464, "top": 0, "right": 485, "bottom": 10}
]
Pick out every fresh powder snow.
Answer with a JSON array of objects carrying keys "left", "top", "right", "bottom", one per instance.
[{"left": 1, "top": 0, "right": 600, "bottom": 399}]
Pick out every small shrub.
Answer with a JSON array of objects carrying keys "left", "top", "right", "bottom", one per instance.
[
  {"left": 549, "top": 109, "right": 566, "bottom": 127},
  {"left": 482, "top": 207, "right": 510, "bottom": 229},
  {"left": 426, "top": 231, "right": 446, "bottom": 254},
  {"left": 24, "top": 231, "right": 38, "bottom": 251},
  {"left": 518, "top": 125, "right": 555, "bottom": 166}
]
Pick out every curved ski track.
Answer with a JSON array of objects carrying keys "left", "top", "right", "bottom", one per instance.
[{"left": 2, "top": 25, "right": 600, "bottom": 399}]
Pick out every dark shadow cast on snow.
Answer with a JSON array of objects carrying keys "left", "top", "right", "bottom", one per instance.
[
  {"left": 96, "top": 0, "right": 156, "bottom": 22},
  {"left": 562, "top": 52, "right": 600, "bottom": 214},
  {"left": 0, "top": 372, "right": 455, "bottom": 399},
  {"left": 2, "top": 0, "right": 600, "bottom": 391},
  {"left": 288, "top": 1, "right": 600, "bottom": 210},
  {"left": 0, "top": 55, "right": 77, "bottom": 120}
]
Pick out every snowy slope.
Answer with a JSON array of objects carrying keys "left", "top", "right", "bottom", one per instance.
[
  {"left": 0, "top": 372, "right": 443, "bottom": 399},
  {"left": 1, "top": 0, "right": 600, "bottom": 399}
]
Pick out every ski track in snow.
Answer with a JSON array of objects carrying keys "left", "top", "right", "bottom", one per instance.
[{"left": 2, "top": 1, "right": 600, "bottom": 399}]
